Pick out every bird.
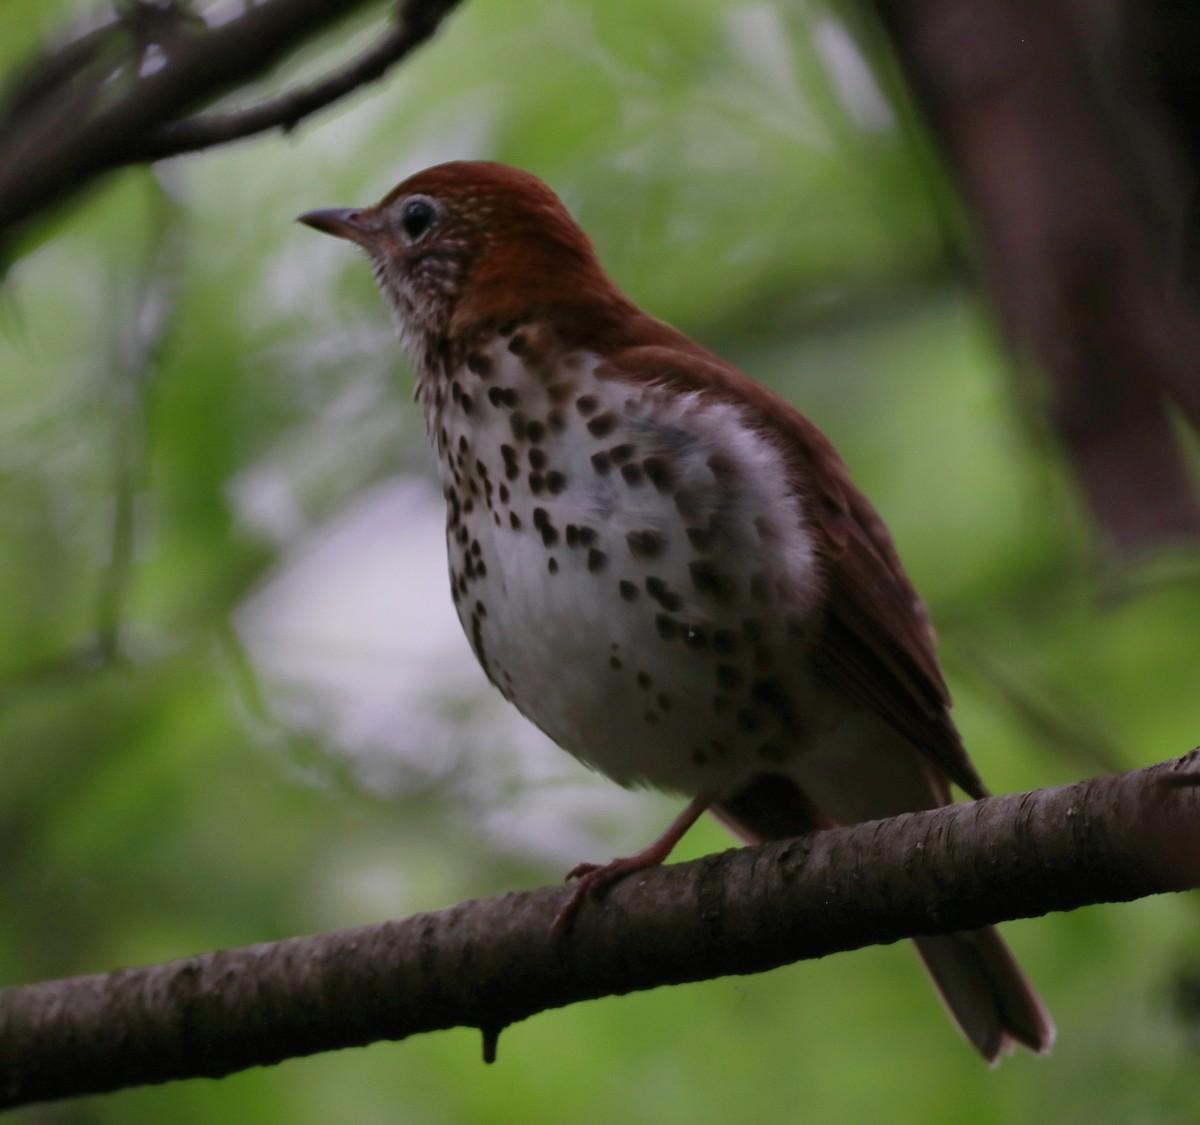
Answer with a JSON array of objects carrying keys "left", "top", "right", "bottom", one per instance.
[{"left": 299, "top": 160, "right": 1054, "bottom": 1063}]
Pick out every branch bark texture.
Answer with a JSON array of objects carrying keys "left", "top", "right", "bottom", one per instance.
[
  {"left": 1, "top": 751, "right": 1198, "bottom": 1110},
  {"left": 0, "top": 0, "right": 462, "bottom": 242}
]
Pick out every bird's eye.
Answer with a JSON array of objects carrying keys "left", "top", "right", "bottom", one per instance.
[{"left": 401, "top": 197, "right": 437, "bottom": 242}]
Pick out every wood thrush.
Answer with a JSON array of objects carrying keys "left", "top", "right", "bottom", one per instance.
[{"left": 300, "top": 161, "right": 1054, "bottom": 1062}]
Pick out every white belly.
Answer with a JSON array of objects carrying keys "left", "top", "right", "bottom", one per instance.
[{"left": 424, "top": 327, "right": 825, "bottom": 796}]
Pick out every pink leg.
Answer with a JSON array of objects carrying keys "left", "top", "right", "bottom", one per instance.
[{"left": 552, "top": 793, "right": 714, "bottom": 936}]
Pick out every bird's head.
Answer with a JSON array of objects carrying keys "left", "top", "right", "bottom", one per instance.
[{"left": 299, "top": 161, "right": 617, "bottom": 361}]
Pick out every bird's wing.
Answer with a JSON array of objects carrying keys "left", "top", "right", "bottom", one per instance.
[
  {"left": 604, "top": 336, "right": 987, "bottom": 799},
  {"left": 788, "top": 412, "right": 988, "bottom": 799}
]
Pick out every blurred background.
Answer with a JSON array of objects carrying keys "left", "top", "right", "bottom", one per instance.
[{"left": 2, "top": 0, "right": 1200, "bottom": 1121}]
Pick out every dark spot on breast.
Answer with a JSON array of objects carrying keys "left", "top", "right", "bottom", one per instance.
[
  {"left": 498, "top": 319, "right": 518, "bottom": 336},
  {"left": 508, "top": 333, "right": 528, "bottom": 355},
  {"left": 451, "top": 382, "right": 463, "bottom": 403},
  {"left": 499, "top": 483, "right": 509, "bottom": 504},
  {"left": 548, "top": 557, "right": 559, "bottom": 574},
  {"left": 565, "top": 525, "right": 580, "bottom": 548},
  {"left": 532, "top": 507, "right": 558, "bottom": 546},
  {"left": 707, "top": 452, "right": 736, "bottom": 480},
  {"left": 439, "top": 426, "right": 449, "bottom": 448},
  {"left": 716, "top": 664, "right": 743, "bottom": 690},
  {"left": 576, "top": 395, "right": 598, "bottom": 415},
  {"left": 546, "top": 471, "right": 566, "bottom": 494},
  {"left": 527, "top": 420, "right": 546, "bottom": 443},
  {"left": 587, "top": 548, "right": 607, "bottom": 572},
  {"left": 471, "top": 615, "right": 490, "bottom": 679},
  {"left": 591, "top": 452, "right": 611, "bottom": 474},
  {"left": 737, "top": 709, "right": 761, "bottom": 733},
  {"left": 685, "top": 526, "right": 712, "bottom": 551},
  {"left": 458, "top": 434, "right": 468, "bottom": 453},
  {"left": 610, "top": 655, "right": 622, "bottom": 670},
  {"left": 460, "top": 393, "right": 474, "bottom": 415},
  {"left": 529, "top": 473, "right": 545, "bottom": 494},
  {"left": 751, "top": 677, "right": 798, "bottom": 734},
  {"left": 620, "top": 463, "right": 643, "bottom": 486},
  {"left": 587, "top": 413, "right": 617, "bottom": 437},
  {"left": 682, "top": 625, "right": 708, "bottom": 649},
  {"left": 510, "top": 413, "right": 528, "bottom": 441},
  {"left": 636, "top": 671, "right": 652, "bottom": 689},
  {"left": 577, "top": 527, "right": 597, "bottom": 547},
  {"left": 487, "top": 387, "right": 510, "bottom": 408},
  {"left": 475, "top": 459, "right": 489, "bottom": 478},
  {"left": 528, "top": 448, "right": 547, "bottom": 470},
  {"left": 509, "top": 512, "right": 521, "bottom": 530},
  {"left": 619, "top": 580, "right": 639, "bottom": 601},
  {"left": 643, "top": 456, "right": 674, "bottom": 492},
  {"left": 626, "top": 529, "right": 666, "bottom": 559},
  {"left": 655, "top": 614, "right": 679, "bottom": 640},
  {"left": 689, "top": 561, "right": 737, "bottom": 602},
  {"left": 467, "top": 353, "right": 492, "bottom": 377},
  {"left": 712, "top": 629, "right": 738, "bottom": 655},
  {"left": 548, "top": 410, "right": 565, "bottom": 431},
  {"left": 546, "top": 382, "right": 571, "bottom": 403},
  {"left": 656, "top": 693, "right": 672, "bottom": 712},
  {"left": 645, "top": 576, "right": 682, "bottom": 612},
  {"left": 609, "top": 443, "right": 634, "bottom": 464}
]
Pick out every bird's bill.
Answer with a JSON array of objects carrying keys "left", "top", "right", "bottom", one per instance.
[{"left": 297, "top": 207, "right": 375, "bottom": 246}]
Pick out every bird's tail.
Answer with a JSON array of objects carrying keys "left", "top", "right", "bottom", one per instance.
[
  {"left": 913, "top": 929, "right": 1054, "bottom": 1064},
  {"left": 711, "top": 773, "right": 1055, "bottom": 1063}
]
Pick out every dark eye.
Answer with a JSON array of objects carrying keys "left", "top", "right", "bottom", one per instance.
[{"left": 401, "top": 197, "right": 437, "bottom": 241}]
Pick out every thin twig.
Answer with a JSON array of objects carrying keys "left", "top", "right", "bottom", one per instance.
[
  {"left": 131, "top": 0, "right": 462, "bottom": 161},
  {"left": 0, "top": 0, "right": 462, "bottom": 241}
]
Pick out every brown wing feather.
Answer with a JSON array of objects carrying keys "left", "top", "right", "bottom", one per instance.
[
  {"left": 790, "top": 419, "right": 989, "bottom": 799},
  {"left": 594, "top": 327, "right": 987, "bottom": 800}
]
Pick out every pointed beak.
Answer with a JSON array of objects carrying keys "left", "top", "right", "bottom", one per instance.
[{"left": 297, "top": 207, "right": 373, "bottom": 246}]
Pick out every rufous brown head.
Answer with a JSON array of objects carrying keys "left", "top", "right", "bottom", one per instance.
[{"left": 299, "top": 161, "right": 616, "bottom": 357}]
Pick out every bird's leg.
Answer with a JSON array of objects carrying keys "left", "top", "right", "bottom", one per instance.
[{"left": 551, "top": 792, "right": 714, "bottom": 936}]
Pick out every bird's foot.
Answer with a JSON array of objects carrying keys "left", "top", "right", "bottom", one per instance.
[{"left": 550, "top": 792, "right": 715, "bottom": 937}]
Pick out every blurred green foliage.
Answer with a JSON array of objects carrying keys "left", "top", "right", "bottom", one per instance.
[{"left": 2, "top": 1, "right": 1199, "bottom": 1122}]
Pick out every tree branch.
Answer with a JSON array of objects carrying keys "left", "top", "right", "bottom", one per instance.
[
  {"left": 0, "top": 0, "right": 463, "bottom": 243},
  {"left": 128, "top": 0, "right": 462, "bottom": 162},
  {"left": 1, "top": 751, "right": 1197, "bottom": 1110}
]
